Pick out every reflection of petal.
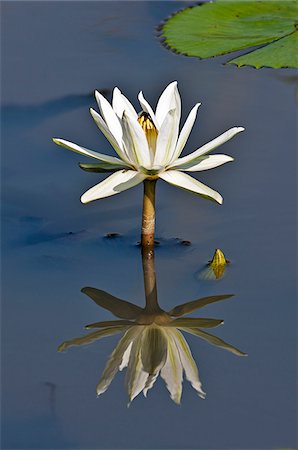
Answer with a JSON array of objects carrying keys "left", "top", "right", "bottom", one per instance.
[
  {"left": 85, "top": 319, "right": 135, "bottom": 329},
  {"left": 172, "top": 329, "right": 206, "bottom": 399},
  {"left": 141, "top": 327, "right": 168, "bottom": 374},
  {"left": 96, "top": 327, "right": 142, "bottom": 396},
  {"left": 126, "top": 329, "right": 149, "bottom": 403},
  {"left": 168, "top": 294, "right": 234, "bottom": 317},
  {"left": 168, "top": 318, "right": 223, "bottom": 328},
  {"left": 141, "top": 327, "right": 168, "bottom": 398},
  {"left": 119, "top": 342, "right": 133, "bottom": 371},
  {"left": 161, "top": 330, "right": 183, "bottom": 404},
  {"left": 181, "top": 327, "right": 247, "bottom": 357},
  {"left": 58, "top": 327, "right": 125, "bottom": 352},
  {"left": 81, "top": 287, "right": 143, "bottom": 320}
]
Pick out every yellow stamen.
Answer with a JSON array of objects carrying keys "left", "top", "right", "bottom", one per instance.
[{"left": 138, "top": 112, "right": 158, "bottom": 154}]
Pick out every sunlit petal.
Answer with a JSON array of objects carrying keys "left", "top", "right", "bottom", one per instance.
[
  {"left": 112, "top": 87, "right": 138, "bottom": 121},
  {"left": 172, "top": 127, "right": 245, "bottom": 167},
  {"left": 81, "top": 170, "right": 146, "bottom": 203},
  {"left": 122, "top": 112, "right": 151, "bottom": 167},
  {"left": 174, "top": 154, "right": 234, "bottom": 172},
  {"left": 95, "top": 90, "right": 123, "bottom": 146},
  {"left": 90, "top": 108, "right": 131, "bottom": 164},
  {"left": 53, "top": 138, "right": 127, "bottom": 166},
  {"left": 138, "top": 91, "right": 159, "bottom": 130},
  {"left": 154, "top": 109, "right": 179, "bottom": 166},
  {"left": 170, "top": 103, "right": 201, "bottom": 163},
  {"left": 159, "top": 170, "right": 223, "bottom": 204},
  {"left": 156, "top": 81, "right": 181, "bottom": 128}
]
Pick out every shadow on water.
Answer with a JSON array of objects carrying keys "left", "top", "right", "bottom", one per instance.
[
  {"left": 2, "top": 90, "right": 110, "bottom": 129},
  {"left": 58, "top": 247, "right": 246, "bottom": 405}
]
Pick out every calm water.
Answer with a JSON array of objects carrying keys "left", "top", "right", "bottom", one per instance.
[{"left": 1, "top": 2, "right": 297, "bottom": 449}]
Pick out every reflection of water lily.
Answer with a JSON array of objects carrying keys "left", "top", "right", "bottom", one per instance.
[
  {"left": 59, "top": 286, "right": 246, "bottom": 405},
  {"left": 53, "top": 81, "right": 244, "bottom": 204}
]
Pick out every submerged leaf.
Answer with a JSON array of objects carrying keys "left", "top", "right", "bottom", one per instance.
[{"left": 160, "top": 1, "right": 298, "bottom": 68}]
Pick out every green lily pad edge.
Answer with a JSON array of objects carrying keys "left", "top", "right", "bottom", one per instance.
[{"left": 158, "top": 0, "right": 298, "bottom": 69}]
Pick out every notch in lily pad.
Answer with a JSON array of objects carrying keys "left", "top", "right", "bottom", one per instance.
[{"left": 159, "top": 1, "right": 298, "bottom": 69}]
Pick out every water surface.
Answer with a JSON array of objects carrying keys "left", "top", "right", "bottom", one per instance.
[{"left": 1, "top": 2, "right": 297, "bottom": 449}]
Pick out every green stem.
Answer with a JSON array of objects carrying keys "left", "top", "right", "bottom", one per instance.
[{"left": 141, "top": 179, "right": 156, "bottom": 248}]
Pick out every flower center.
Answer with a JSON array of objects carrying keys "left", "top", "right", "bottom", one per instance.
[{"left": 138, "top": 111, "right": 158, "bottom": 155}]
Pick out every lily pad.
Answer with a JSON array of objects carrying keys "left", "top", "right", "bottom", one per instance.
[{"left": 159, "top": 1, "right": 298, "bottom": 68}]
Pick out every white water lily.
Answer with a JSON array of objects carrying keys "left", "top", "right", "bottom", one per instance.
[{"left": 53, "top": 81, "right": 244, "bottom": 205}]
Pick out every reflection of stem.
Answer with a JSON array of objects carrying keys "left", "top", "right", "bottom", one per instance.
[
  {"left": 142, "top": 246, "right": 162, "bottom": 314},
  {"left": 141, "top": 179, "right": 156, "bottom": 247}
]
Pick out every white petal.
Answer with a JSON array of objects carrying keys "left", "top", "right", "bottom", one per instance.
[
  {"left": 138, "top": 91, "right": 159, "bottom": 130},
  {"left": 95, "top": 90, "right": 123, "bottom": 146},
  {"left": 112, "top": 87, "right": 138, "bottom": 121},
  {"left": 170, "top": 103, "right": 201, "bottom": 164},
  {"left": 90, "top": 108, "right": 131, "bottom": 164},
  {"left": 156, "top": 81, "right": 181, "bottom": 128},
  {"left": 159, "top": 170, "right": 223, "bottom": 204},
  {"left": 96, "top": 327, "right": 140, "bottom": 396},
  {"left": 122, "top": 112, "right": 151, "bottom": 167},
  {"left": 161, "top": 330, "right": 183, "bottom": 404},
  {"left": 172, "top": 329, "right": 206, "bottom": 399},
  {"left": 177, "top": 154, "right": 234, "bottom": 172},
  {"left": 53, "top": 138, "right": 128, "bottom": 166},
  {"left": 154, "top": 109, "right": 179, "bottom": 167},
  {"left": 119, "top": 342, "right": 133, "bottom": 371},
  {"left": 143, "top": 372, "right": 159, "bottom": 397},
  {"left": 172, "top": 127, "right": 245, "bottom": 167},
  {"left": 81, "top": 170, "right": 146, "bottom": 203},
  {"left": 126, "top": 329, "right": 149, "bottom": 403}
]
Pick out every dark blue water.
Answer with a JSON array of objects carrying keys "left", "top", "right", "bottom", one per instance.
[{"left": 1, "top": 2, "right": 297, "bottom": 449}]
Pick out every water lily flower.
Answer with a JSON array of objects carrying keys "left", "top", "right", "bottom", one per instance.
[
  {"left": 53, "top": 81, "right": 244, "bottom": 204},
  {"left": 53, "top": 82, "right": 244, "bottom": 246}
]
